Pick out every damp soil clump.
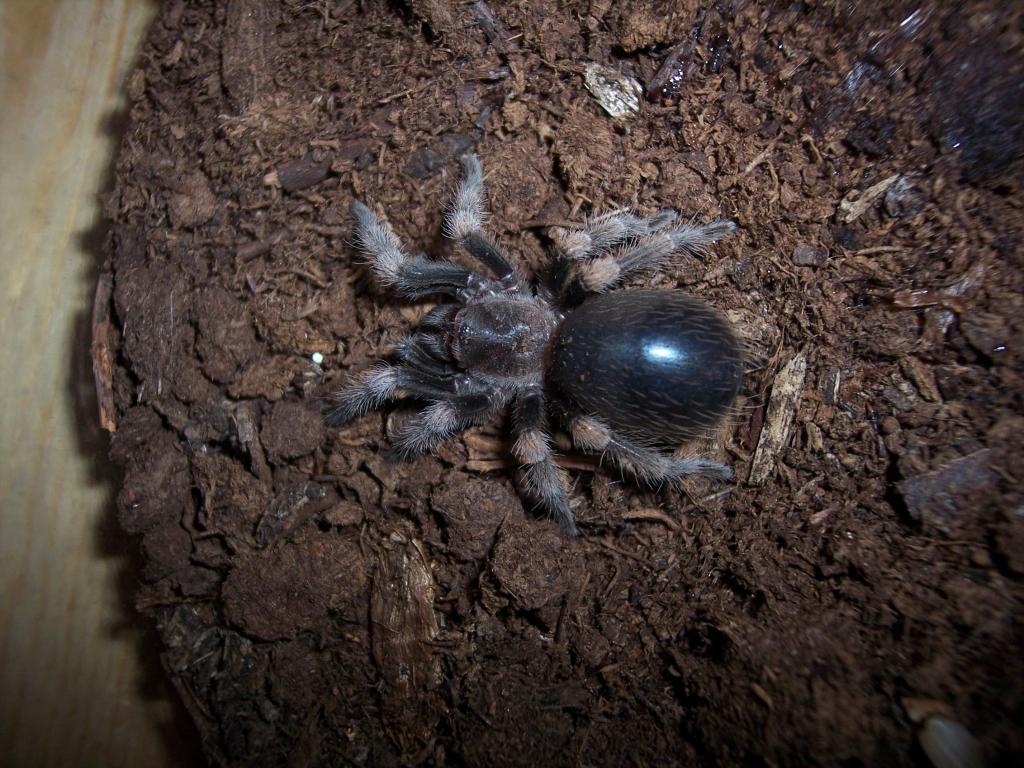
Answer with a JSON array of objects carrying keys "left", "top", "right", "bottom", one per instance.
[{"left": 100, "top": 1, "right": 1024, "bottom": 765}]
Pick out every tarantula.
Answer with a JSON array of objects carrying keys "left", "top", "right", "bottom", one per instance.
[{"left": 329, "top": 154, "right": 743, "bottom": 535}]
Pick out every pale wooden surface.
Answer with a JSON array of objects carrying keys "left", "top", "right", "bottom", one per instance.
[{"left": 0, "top": 2, "right": 202, "bottom": 766}]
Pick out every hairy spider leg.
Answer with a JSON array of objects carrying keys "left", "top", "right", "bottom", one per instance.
[
  {"left": 549, "top": 209, "right": 675, "bottom": 304},
  {"left": 556, "top": 209, "right": 674, "bottom": 261},
  {"left": 351, "top": 200, "right": 493, "bottom": 300},
  {"left": 393, "top": 332, "right": 456, "bottom": 371},
  {"left": 330, "top": 339, "right": 508, "bottom": 459},
  {"left": 574, "top": 220, "right": 738, "bottom": 294},
  {"left": 512, "top": 386, "right": 579, "bottom": 536},
  {"left": 327, "top": 361, "right": 463, "bottom": 426},
  {"left": 569, "top": 414, "right": 732, "bottom": 486},
  {"left": 444, "top": 154, "right": 520, "bottom": 285},
  {"left": 390, "top": 390, "right": 506, "bottom": 458},
  {"left": 551, "top": 211, "right": 736, "bottom": 302}
]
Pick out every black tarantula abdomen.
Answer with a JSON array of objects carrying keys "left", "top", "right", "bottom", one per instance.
[
  {"left": 330, "top": 153, "right": 740, "bottom": 536},
  {"left": 549, "top": 290, "right": 743, "bottom": 444}
]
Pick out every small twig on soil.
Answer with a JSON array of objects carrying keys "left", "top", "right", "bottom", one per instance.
[
  {"left": 751, "top": 682, "right": 774, "bottom": 710},
  {"left": 853, "top": 246, "right": 906, "bottom": 255},
  {"left": 601, "top": 565, "right": 621, "bottom": 601},
  {"left": 741, "top": 137, "right": 780, "bottom": 176},
  {"left": 307, "top": 223, "right": 348, "bottom": 237},
  {"left": 465, "top": 459, "right": 512, "bottom": 472},
  {"left": 275, "top": 267, "right": 331, "bottom": 289},
  {"left": 237, "top": 229, "right": 288, "bottom": 261},
  {"left": 889, "top": 288, "right": 969, "bottom": 314},
  {"left": 555, "top": 454, "right": 602, "bottom": 472},
  {"left": 377, "top": 79, "right": 435, "bottom": 105},
  {"left": 699, "top": 487, "right": 736, "bottom": 505},
  {"left": 622, "top": 508, "right": 681, "bottom": 531},
  {"left": 598, "top": 537, "right": 654, "bottom": 567},
  {"left": 765, "top": 160, "right": 781, "bottom": 207}
]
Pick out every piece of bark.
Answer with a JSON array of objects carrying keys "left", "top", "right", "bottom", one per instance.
[
  {"left": 370, "top": 540, "right": 443, "bottom": 760},
  {"left": 233, "top": 401, "right": 271, "bottom": 483},
  {"left": 265, "top": 154, "right": 333, "bottom": 192},
  {"left": 90, "top": 273, "right": 117, "bottom": 432},
  {"left": 221, "top": 0, "right": 270, "bottom": 111},
  {"left": 749, "top": 352, "right": 808, "bottom": 485}
]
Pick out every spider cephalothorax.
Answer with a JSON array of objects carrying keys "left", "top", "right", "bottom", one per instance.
[{"left": 329, "top": 154, "right": 742, "bottom": 535}]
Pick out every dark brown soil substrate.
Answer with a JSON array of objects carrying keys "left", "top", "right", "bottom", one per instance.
[{"left": 100, "top": 1, "right": 1023, "bottom": 765}]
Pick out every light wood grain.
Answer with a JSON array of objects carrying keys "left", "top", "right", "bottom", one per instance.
[{"left": 0, "top": 2, "right": 201, "bottom": 766}]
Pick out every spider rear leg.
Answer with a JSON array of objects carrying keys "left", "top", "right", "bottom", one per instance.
[
  {"left": 513, "top": 387, "right": 578, "bottom": 536},
  {"left": 390, "top": 390, "right": 504, "bottom": 459},
  {"left": 569, "top": 414, "right": 732, "bottom": 486},
  {"left": 327, "top": 362, "right": 464, "bottom": 427}
]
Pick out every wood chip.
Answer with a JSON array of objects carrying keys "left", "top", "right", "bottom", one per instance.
[
  {"left": 221, "top": 0, "right": 270, "bottom": 110},
  {"left": 90, "top": 273, "right": 117, "bottom": 432},
  {"left": 371, "top": 541, "right": 442, "bottom": 757},
  {"left": 584, "top": 62, "right": 642, "bottom": 119},
  {"left": 900, "top": 356, "right": 942, "bottom": 403},
  {"left": 233, "top": 401, "right": 272, "bottom": 483},
  {"left": 272, "top": 153, "right": 333, "bottom": 192},
  {"left": 748, "top": 352, "right": 808, "bottom": 485},
  {"left": 791, "top": 243, "right": 828, "bottom": 267},
  {"left": 465, "top": 458, "right": 512, "bottom": 473},
  {"left": 751, "top": 682, "right": 774, "bottom": 709},
  {"left": 838, "top": 174, "right": 900, "bottom": 223}
]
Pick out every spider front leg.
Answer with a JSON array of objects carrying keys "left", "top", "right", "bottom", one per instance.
[
  {"left": 351, "top": 200, "right": 493, "bottom": 300},
  {"left": 445, "top": 154, "right": 520, "bottom": 286},
  {"left": 570, "top": 414, "right": 732, "bottom": 486},
  {"left": 513, "top": 386, "right": 578, "bottom": 536},
  {"left": 554, "top": 209, "right": 671, "bottom": 261},
  {"left": 551, "top": 210, "right": 736, "bottom": 302}
]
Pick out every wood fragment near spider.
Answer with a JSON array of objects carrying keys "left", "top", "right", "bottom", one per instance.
[{"left": 748, "top": 352, "right": 808, "bottom": 486}]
